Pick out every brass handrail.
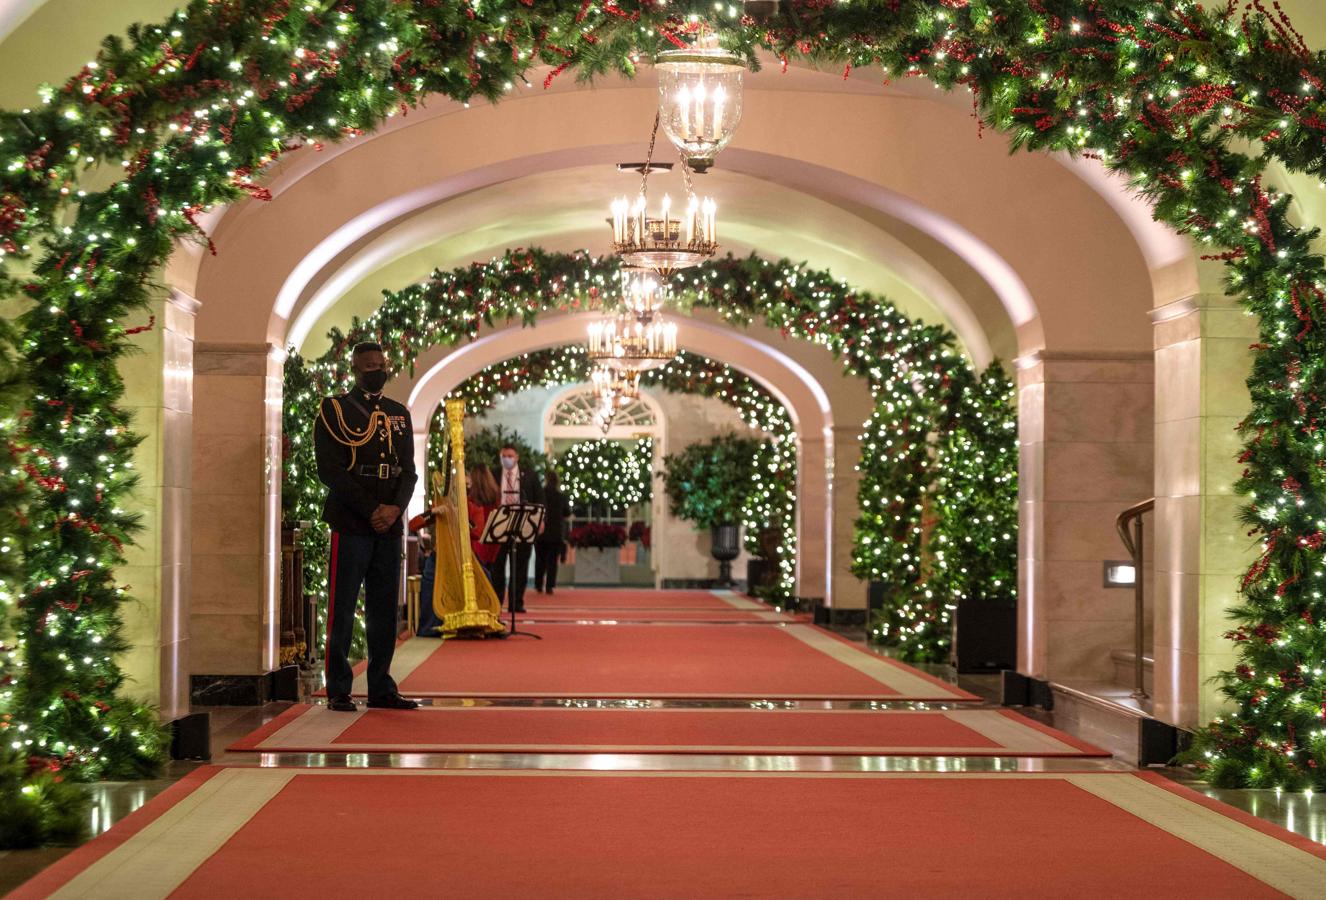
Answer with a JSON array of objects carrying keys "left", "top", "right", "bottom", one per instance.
[{"left": 1115, "top": 498, "right": 1154, "bottom": 700}]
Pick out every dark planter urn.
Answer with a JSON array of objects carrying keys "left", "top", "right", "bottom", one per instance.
[
  {"left": 709, "top": 523, "right": 741, "bottom": 586},
  {"left": 953, "top": 596, "right": 1018, "bottom": 674}
]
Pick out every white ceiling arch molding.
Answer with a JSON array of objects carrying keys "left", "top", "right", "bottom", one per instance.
[
  {"left": 277, "top": 161, "right": 995, "bottom": 366},
  {"left": 179, "top": 75, "right": 1174, "bottom": 371}
]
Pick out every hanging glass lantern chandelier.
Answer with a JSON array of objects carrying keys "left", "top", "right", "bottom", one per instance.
[
  {"left": 655, "top": 33, "right": 745, "bottom": 172},
  {"left": 619, "top": 269, "right": 668, "bottom": 319},
  {"left": 589, "top": 364, "right": 642, "bottom": 433},
  {"left": 609, "top": 115, "right": 717, "bottom": 276},
  {"left": 586, "top": 313, "right": 678, "bottom": 373},
  {"left": 591, "top": 364, "right": 642, "bottom": 402}
]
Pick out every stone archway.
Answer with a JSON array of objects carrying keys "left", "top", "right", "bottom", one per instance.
[
  {"left": 180, "top": 77, "right": 1172, "bottom": 712},
  {"left": 396, "top": 311, "right": 863, "bottom": 608},
  {"left": 17, "top": 1, "right": 1316, "bottom": 786}
]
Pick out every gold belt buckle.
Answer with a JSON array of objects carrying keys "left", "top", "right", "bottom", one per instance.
[{"left": 378, "top": 463, "right": 390, "bottom": 479}]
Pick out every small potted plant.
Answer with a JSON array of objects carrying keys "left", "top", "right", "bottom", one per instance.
[
  {"left": 568, "top": 522, "right": 628, "bottom": 584},
  {"left": 660, "top": 434, "right": 763, "bottom": 585}
]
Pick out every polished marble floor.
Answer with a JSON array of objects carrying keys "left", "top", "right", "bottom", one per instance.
[{"left": 3, "top": 628, "right": 1324, "bottom": 895}]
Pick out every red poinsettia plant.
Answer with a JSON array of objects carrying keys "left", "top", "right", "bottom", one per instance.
[
  {"left": 568, "top": 522, "right": 627, "bottom": 549},
  {"left": 628, "top": 522, "right": 651, "bottom": 549}
]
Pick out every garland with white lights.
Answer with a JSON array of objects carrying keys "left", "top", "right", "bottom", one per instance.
[
  {"left": 445, "top": 348, "right": 799, "bottom": 589},
  {"left": 0, "top": 0, "right": 1320, "bottom": 789},
  {"left": 872, "top": 363, "right": 1020, "bottom": 662},
  {"left": 285, "top": 249, "right": 1001, "bottom": 659},
  {"left": 559, "top": 439, "right": 654, "bottom": 509},
  {"left": 288, "top": 344, "right": 800, "bottom": 612}
]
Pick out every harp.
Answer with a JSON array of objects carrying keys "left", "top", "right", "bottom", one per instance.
[{"left": 429, "top": 399, "right": 505, "bottom": 637}]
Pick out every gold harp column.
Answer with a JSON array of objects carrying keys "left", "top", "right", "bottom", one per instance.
[{"left": 446, "top": 399, "right": 480, "bottom": 616}]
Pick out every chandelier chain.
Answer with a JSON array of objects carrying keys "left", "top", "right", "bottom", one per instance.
[
  {"left": 638, "top": 112, "right": 661, "bottom": 198},
  {"left": 680, "top": 153, "right": 696, "bottom": 201}
]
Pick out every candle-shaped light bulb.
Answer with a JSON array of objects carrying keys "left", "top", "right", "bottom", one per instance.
[
  {"left": 686, "top": 195, "right": 698, "bottom": 244},
  {"left": 661, "top": 194, "right": 672, "bottom": 243},
  {"left": 693, "top": 81, "right": 707, "bottom": 142},
  {"left": 611, "top": 197, "right": 626, "bottom": 243},
  {"left": 711, "top": 85, "right": 727, "bottom": 142},
  {"left": 677, "top": 85, "right": 691, "bottom": 137}
]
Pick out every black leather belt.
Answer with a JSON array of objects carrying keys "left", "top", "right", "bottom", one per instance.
[{"left": 357, "top": 464, "right": 401, "bottom": 479}]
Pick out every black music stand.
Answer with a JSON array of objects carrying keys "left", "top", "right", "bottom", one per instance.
[{"left": 480, "top": 503, "right": 545, "bottom": 640}]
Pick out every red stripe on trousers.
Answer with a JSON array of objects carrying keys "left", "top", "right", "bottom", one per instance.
[{"left": 324, "top": 532, "right": 340, "bottom": 681}]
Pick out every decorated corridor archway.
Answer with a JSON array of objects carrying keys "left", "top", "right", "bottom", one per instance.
[
  {"left": 283, "top": 249, "right": 1015, "bottom": 661},
  {"left": 2, "top": 2, "right": 1323, "bottom": 791}
]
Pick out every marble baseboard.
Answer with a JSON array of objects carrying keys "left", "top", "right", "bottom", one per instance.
[
  {"left": 660, "top": 577, "right": 729, "bottom": 589},
  {"left": 813, "top": 604, "right": 866, "bottom": 627},
  {"left": 190, "top": 665, "right": 300, "bottom": 706}
]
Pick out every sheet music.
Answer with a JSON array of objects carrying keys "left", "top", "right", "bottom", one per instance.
[{"left": 479, "top": 504, "right": 546, "bottom": 545}]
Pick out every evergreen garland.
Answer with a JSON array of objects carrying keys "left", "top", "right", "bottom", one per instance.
[
  {"left": 1, "top": 0, "right": 1318, "bottom": 788},
  {"left": 285, "top": 250, "right": 998, "bottom": 632},
  {"left": 876, "top": 363, "right": 1020, "bottom": 661},
  {"left": 559, "top": 439, "right": 653, "bottom": 509},
  {"left": 440, "top": 346, "right": 800, "bottom": 597}
]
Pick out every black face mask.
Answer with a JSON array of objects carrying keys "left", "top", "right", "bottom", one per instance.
[{"left": 357, "top": 369, "right": 389, "bottom": 394}]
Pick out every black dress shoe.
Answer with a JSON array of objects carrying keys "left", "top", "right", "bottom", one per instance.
[
  {"left": 367, "top": 693, "right": 419, "bottom": 710},
  {"left": 328, "top": 695, "right": 357, "bottom": 712}
]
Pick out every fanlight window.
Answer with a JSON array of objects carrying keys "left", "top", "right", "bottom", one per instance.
[{"left": 549, "top": 389, "right": 657, "bottom": 430}]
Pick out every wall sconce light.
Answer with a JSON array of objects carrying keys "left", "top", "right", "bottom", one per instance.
[{"left": 1103, "top": 561, "right": 1136, "bottom": 588}]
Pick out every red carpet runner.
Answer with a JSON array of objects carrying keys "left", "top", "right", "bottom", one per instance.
[
  {"left": 522, "top": 608, "right": 798, "bottom": 622},
  {"left": 523, "top": 588, "right": 746, "bottom": 609},
  {"left": 231, "top": 705, "right": 1108, "bottom": 757},
  {"left": 349, "top": 624, "right": 978, "bottom": 701},
  {"left": 19, "top": 768, "right": 1326, "bottom": 899}
]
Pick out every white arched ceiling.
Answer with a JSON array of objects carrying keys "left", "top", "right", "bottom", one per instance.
[
  {"left": 284, "top": 161, "right": 994, "bottom": 366},
  {"left": 19, "top": 0, "right": 1326, "bottom": 307},
  {"left": 179, "top": 75, "right": 1174, "bottom": 377},
  {"left": 0, "top": 0, "right": 44, "bottom": 42}
]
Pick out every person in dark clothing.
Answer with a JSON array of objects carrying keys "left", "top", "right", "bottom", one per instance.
[
  {"left": 490, "top": 443, "right": 544, "bottom": 612},
  {"left": 410, "top": 526, "right": 443, "bottom": 637},
  {"left": 534, "top": 469, "right": 571, "bottom": 595},
  {"left": 312, "top": 342, "right": 419, "bottom": 712}
]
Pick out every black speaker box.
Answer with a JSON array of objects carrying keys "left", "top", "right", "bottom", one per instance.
[{"left": 169, "top": 712, "right": 212, "bottom": 761}]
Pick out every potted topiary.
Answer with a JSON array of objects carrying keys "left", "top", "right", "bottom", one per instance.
[
  {"left": 568, "top": 522, "right": 628, "bottom": 584},
  {"left": 660, "top": 434, "right": 763, "bottom": 585}
]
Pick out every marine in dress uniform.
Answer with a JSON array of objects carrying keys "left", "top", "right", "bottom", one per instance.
[{"left": 313, "top": 342, "right": 419, "bottom": 712}]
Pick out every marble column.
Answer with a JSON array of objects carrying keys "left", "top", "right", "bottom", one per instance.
[
  {"left": 1151, "top": 295, "right": 1257, "bottom": 728},
  {"left": 190, "top": 342, "right": 285, "bottom": 687},
  {"left": 117, "top": 290, "right": 198, "bottom": 722},
  {"left": 829, "top": 424, "right": 867, "bottom": 610},
  {"left": 796, "top": 432, "right": 831, "bottom": 603},
  {"left": 1017, "top": 352, "right": 1154, "bottom": 683}
]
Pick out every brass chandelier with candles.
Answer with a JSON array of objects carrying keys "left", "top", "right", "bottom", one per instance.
[
  {"left": 608, "top": 115, "right": 718, "bottom": 277},
  {"left": 586, "top": 312, "right": 679, "bottom": 374}
]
